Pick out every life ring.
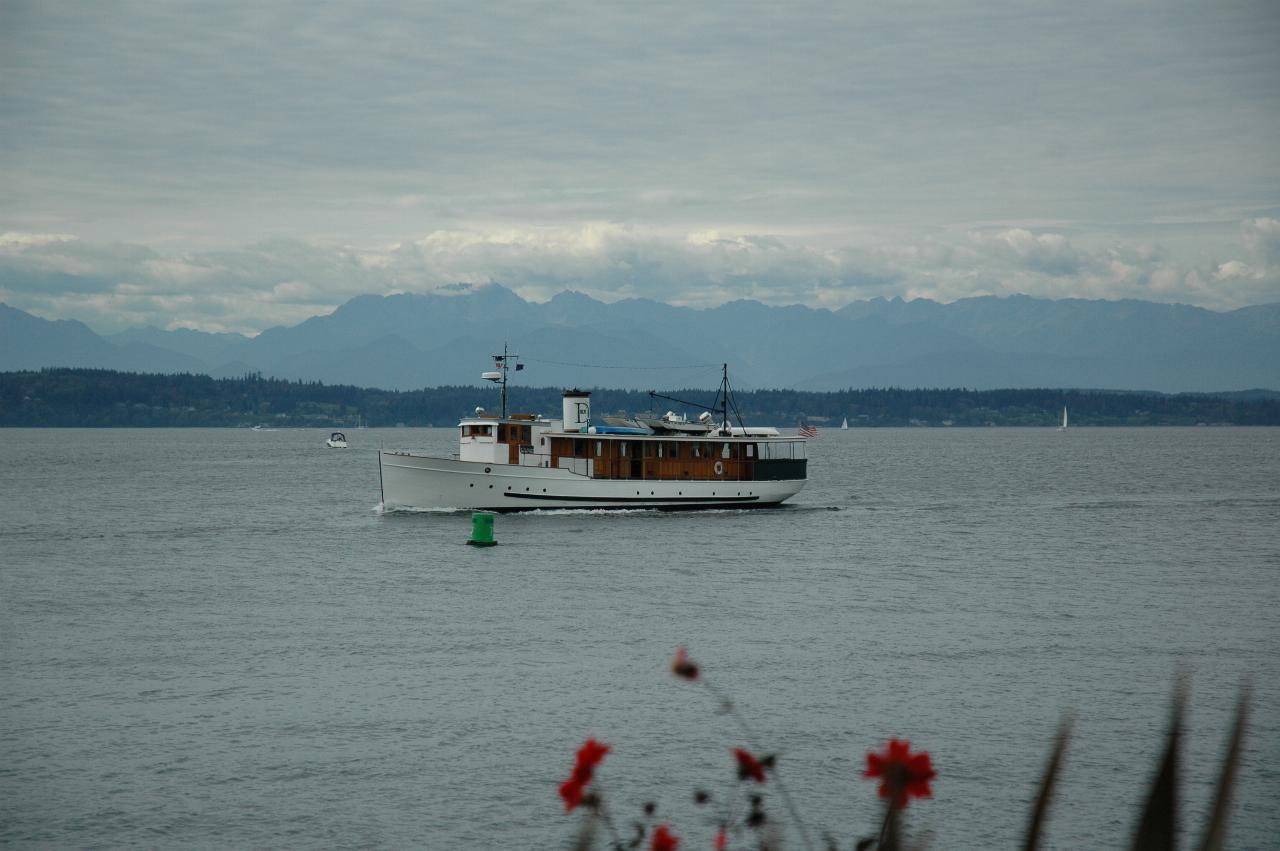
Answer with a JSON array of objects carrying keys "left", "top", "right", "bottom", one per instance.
[{"left": 713, "top": 460, "right": 725, "bottom": 476}]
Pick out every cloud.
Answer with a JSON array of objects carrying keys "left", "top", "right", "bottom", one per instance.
[
  {"left": 1242, "top": 217, "right": 1280, "bottom": 267},
  {"left": 1, "top": 220, "right": 1276, "bottom": 334},
  {"left": 3, "top": 2, "right": 1278, "bottom": 252},
  {"left": 0, "top": 232, "right": 78, "bottom": 250},
  {"left": 971, "top": 229, "right": 1083, "bottom": 277}
]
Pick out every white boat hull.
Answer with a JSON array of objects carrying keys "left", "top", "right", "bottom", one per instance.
[{"left": 379, "top": 451, "right": 805, "bottom": 511}]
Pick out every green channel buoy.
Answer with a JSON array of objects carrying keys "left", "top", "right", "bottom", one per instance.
[{"left": 467, "top": 511, "right": 497, "bottom": 547}]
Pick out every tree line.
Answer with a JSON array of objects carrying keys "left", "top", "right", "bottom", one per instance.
[{"left": 1, "top": 368, "right": 1278, "bottom": 427}]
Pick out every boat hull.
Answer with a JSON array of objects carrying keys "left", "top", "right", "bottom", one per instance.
[{"left": 379, "top": 451, "right": 805, "bottom": 511}]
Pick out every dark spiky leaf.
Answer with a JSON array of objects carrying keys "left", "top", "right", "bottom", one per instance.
[
  {"left": 1023, "top": 717, "right": 1072, "bottom": 851},
  {"left": 1131, "top": 680, "right": 1185, "bottom": 851},
  {"left": 1197, "top": 686, "right": 1250, "bottom": 851}
]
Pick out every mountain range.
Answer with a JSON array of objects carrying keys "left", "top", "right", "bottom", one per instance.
[{"left": 3, "top": 287, "right": 1278, "bottom": 392}]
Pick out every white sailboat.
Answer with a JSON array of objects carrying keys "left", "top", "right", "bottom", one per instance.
[
  {"left": 1058, "top": 406, "right": 1068, "bottom": 430},
  {"left": 841, "top": 417, "right": 849, "bottom": 430}
]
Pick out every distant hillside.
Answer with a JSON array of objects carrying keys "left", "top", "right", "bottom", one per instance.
[
  {"left": 3, "top": 368, "right": 1278, "bottom": 428},
  {"left": 3, "top": 288, "right": 1278, "bottom": 392}
]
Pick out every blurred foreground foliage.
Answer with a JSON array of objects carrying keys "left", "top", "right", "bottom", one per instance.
[{"left": 565, "top": 652, "right": 1249, "bottom": 851}]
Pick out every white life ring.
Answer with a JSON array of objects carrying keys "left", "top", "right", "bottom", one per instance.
[{"left": 713, "top": 460, "right": 725, "bottom": 476}]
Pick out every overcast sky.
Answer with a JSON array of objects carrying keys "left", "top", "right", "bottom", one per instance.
[{"left": 2, "top": 1, "right": 1278, "bottom": 333}]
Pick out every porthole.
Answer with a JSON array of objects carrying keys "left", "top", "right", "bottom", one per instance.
[
  {"left": 484, "top": 466, "right": 492, "bottom": 473},
  {"left": 488, "top": 484, "right": 494, "bottom": 489}
]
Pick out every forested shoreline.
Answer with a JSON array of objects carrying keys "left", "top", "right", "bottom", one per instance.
[{"left": 2, "top": 368, "right": 1278, "bottom": 427}]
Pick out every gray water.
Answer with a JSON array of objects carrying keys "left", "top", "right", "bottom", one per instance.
[{"left": 2, "top": 427, "right": 1277, "bottom": 849}]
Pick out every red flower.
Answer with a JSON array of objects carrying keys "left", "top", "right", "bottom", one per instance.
[
  {"left": 671, "top": 646, "right": 699, "bottom": 680},
  {"left": 558, "top": 738, "right": 612, "bottom": 812},
  {"left": 863, "top": 738, "right": 936, "bottom": 809},
  {"left": 713, "top": 826, "right": 727, "bottom": 850},
  {"left": 650, "top": 823, "right": 680, "bottom": 851},
  {"left": 733, "top": 748, "right": 767, "bottom": 783}
]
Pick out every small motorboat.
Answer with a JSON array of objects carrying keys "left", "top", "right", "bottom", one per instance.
[
  {"left": 326, "top": 432, "right": 348, "bottom": 448},
  {"left": 636, "top": 411, "right": 715, "bottom": 434}
]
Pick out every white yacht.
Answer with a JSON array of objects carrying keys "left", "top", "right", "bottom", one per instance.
[{"left": 377, "top": 349, "right": 808, "bottom": 511}]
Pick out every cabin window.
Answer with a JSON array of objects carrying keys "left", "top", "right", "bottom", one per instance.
[
  {"left": 746, "top": 444, "right": 755, "bottom": 458},
  {"left": 463, "top": 424, "right": 494, "bottom": 438},
  {"left": 667, "top": 442, "right": 680, "bottom": 459},
  {"left": 575, "top": 439, "right": 588, "bottom": 458},
  {"left": 596, "top": 441, "right": 603, "bottom": 457},
  {"left": 691, "top": 444, "right": 701, "bottom": 458},
  {"left": 657, "top": 444, "right": 664, "bottom": 459},
  {"left": 620, "top": 442, "right": 628, "bottom": 457},
  {"left": 721, "top": 443, "right": 731, "bottom": 459}
]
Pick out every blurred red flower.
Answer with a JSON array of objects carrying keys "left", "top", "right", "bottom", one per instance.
[
  {"left": 651, "top": 823, "right": 680, "bottom": 851},
  {"left": 733, "top": 748, "right": 767, "bottom": 783},
  {"left": 713, "top": 826, "right": 727, "bottom": 850},
  {"left": 863, "top": 738, "right": 936, "bottom": 809},
  {"left": 671, "top": 646, "right": 699, "bottom": 680},
  {"left": 558, "top": 738, "right": 612, "bottom": 812}
]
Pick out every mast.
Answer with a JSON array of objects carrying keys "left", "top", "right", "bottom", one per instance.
[
  {"left": 488, "top": 342, "right": 520, "bottom": 419},
  {"left": 646, "top": 363, "right": 738, "bottom": 435},
  {"left": 721, "top": 362, "right": 729, "bottom": 434},
  {"left": 501, "top": 343, "right": 508, "bottom": 419}
]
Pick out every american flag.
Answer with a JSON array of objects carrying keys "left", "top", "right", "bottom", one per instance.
[{"left": 797, "top": 419, "right": 818, "bottom": 438}]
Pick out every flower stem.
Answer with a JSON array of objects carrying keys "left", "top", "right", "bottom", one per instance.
[
  {"left": 700, "top": 680, "right": 816, "bottom": 851},
  {"left": 592, "top": 785, "right": 625, "bottom": 850}
]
